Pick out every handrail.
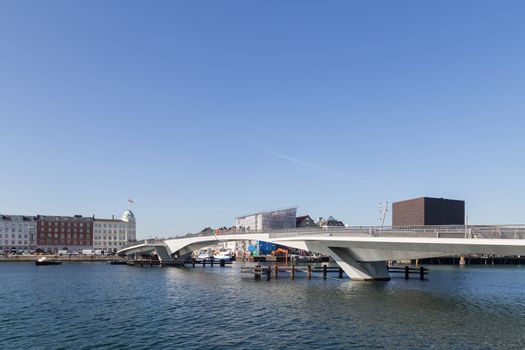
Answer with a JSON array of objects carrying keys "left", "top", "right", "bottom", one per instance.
[{"left": 121, "top": 225, "right": 525, "bottom": 250}]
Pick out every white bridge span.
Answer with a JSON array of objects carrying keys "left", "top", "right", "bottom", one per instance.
[{"left": 118, "top": 226, "right": 525, "bottom": 281}]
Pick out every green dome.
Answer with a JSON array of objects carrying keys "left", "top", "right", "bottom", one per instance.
[{"left": 122, "top": 210, "right": 135, "bottom": 222}]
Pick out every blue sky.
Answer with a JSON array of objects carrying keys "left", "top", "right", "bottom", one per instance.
[{"left": 1, "top": 1, "right": 525, "bottom": 237}]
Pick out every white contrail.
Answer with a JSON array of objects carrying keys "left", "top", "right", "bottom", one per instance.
[{"left": 244, "top": 140, "right": 381, "bottom": 189}]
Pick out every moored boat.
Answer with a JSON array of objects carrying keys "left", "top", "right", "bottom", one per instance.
[
  {"left": 107, "top": 260, "right": 127, "bottom": 265},
  {"left": 35, "top": 257, "right": 62, "bottom": 266},
  {"left": 213, "top": 248, "right": 234, "bottom": 262},
  {"left": 197, "top": 249, "right": 213, "bottom": 261}
]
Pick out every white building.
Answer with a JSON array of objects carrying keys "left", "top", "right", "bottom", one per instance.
[
  {"left": 234, "top": 208, "right": 297, "bottom": 257},
  {"left": 93, "top": 210, "right": 136, "bottom": 253},
  {"left": 0, "top": 215, "right": 36, "bottom": 252},
  {"left": 235, "top": 208, "right": 297, "bottom": 231}
]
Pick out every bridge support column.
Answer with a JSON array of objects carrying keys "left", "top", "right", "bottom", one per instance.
[
  {"left": 328, "top": 247, "right": 390, "bottom": 281},
  {"left": 155, "top": 246, "right": 172, "bottom": 262}
]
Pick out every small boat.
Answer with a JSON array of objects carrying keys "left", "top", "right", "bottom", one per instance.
[
  {"left": 197, "top": 249, "right": 213, "bottom": 261},
  {"left": 213, "top": 248, "right": 234, "bottom": 262},
  {"left": 35, "top": 257, "right": 62, "bottom": 266}
]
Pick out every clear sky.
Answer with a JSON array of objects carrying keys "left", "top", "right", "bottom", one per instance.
[{"left": 1, "top": 1, "right": 525, "bottom": 238}]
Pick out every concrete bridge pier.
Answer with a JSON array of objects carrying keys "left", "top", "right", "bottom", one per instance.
[
  {"left": 327, "top": 247, "right": 390, "bottom": 281},
  {"left": 155, "top": 246, "right": 172, "bottom": 262}
]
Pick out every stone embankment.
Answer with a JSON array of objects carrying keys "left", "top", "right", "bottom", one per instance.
[{"left": 0, "top": 255, "right": 120, "bottom": 262}]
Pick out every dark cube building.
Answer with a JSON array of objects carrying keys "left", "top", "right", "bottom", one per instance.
[{"left": 392, "top": 197, "right": 465, "bottom": 226}]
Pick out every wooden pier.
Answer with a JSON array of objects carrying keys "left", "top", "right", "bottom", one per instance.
[
  {"left": 128, "top": 258, "right": 233, "bottom": 268},
  {"left": 388, "top": 266, "right": 428, "bottom": 280},
  {"left": 241, "top": 263, "right": 429, "bottom": 280},
  {"left": 241, "top": 264, "right": 344, "bottom": 280}
]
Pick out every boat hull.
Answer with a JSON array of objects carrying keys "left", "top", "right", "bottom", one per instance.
[
  {"left": 35, "top": 261, "right": 62, "bottom": 266},
  {"left": 213, "top": 256, "right": 234, "bottom": 262}
]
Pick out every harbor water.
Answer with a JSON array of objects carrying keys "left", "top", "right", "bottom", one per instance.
[{"left": 1, "top": 262, "right": 524, "bottom": 349}]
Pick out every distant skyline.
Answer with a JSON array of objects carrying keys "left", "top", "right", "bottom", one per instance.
[{"left": 2, "top": 1, "right": 525, "bottom": 238}]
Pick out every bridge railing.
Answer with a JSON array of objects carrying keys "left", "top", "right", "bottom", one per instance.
[
  {"left": 269, "top": 225, "right": 525, "bottom": 240},
  {"left": 126, "top": 225, "right": 525, "bottom": 244},
  {"left": 120, "top": 239, "right": 166, "bottom": 250}
]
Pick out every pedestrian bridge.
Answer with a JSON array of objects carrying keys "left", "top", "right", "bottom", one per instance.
[{"left": 117, "top": 225, "right": 525, "bottom": 281}]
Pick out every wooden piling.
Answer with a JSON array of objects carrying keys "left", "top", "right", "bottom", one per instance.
[
  {"left": 323, "top": 264, "right": 327, "bottom": 279},
  {"left": 266, "top": 266, "right": 271, "bottom": 281},
  {"left": 210, "top": 259, "right": 214, "bottom": 267},
  {"left": 274, "top": 264, "right": 278, "bottom": 279},
  {"left": 404, "top": 265, "right": 409, "bottom": 279},
  {"left": 307, "top": 264, "right": 312, "bottom": 279},
  {"left": 419, "top": 266, "right": 425, "bottom": 280},
  {"left": 338, "top": 267, "right": 343, "bottom": 279},
  {"left": 192, "top": 259, "right": 195, "bottom": 268},
  {"left": 202, "top": 259, "right": 206, "bottom": 267},
  {"left": 291, "top": 264, "right": 295, "bottom": 279},
  {"left": 220, "top": 259, "right": 225, "bottom": 267},
  {"left": 255, "top": 264, "right": 261, "bottom": 280}
]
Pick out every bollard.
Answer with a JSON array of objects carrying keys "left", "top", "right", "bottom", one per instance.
[
  {"left": 307, "top": 264, "right": 312, "bottom": 279},
  {"left": 255, "top": 264, "right": 261, "bottom": 280},
  {"left": 405, "top": 265, "right": 409, "bottom": 279},
  {"left": 220, "top": 259, "right": 225, "bottom": 267},
  {"left": 202, "top": 259, "right": 206, "bottom": 267},
  {"left": 274, "top": 264, "right": 278, "bottom": 279},
  {"left": 323, "top": 264, "right": 327, "bottom": 280},
  {"left": 338, "top": 267, "right": 343, "bottom": 279},
  {"left": 291, "top": 264, "right": 295, "bottom": 279},
  {"left": 266, "top": 267, "right": 271, "bottom": 281},
  {"left": 419, "top": 266, "right": 425, "bottom": 280},
  {"left": 210, "top": 259, "right": 214, "bottom": 267}
]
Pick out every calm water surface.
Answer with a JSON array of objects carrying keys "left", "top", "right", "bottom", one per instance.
[{"left": 1, "top": 262, "right": 524, "bottom": 349}]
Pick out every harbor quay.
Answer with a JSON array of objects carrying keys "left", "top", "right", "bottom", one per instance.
[{"left": 0, "top": 254, "right": 119, "bottom": 262}]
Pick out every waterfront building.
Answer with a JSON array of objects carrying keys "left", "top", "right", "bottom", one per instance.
[
  {"left": 296, "top": 215, "right": 318, "bottom": 228},
  {"left": 392, "top": 197, "right": 465, "bottom": 226},
  {"left": 235, "top": 208, "right": 297, "bottom": 231},
  {"left": 235, "top": 208, "right": 296, "bottom": 257},
  {"left": 0, "top": 215, "right": 36, "bottom": 252},
  {"left": 317, "top": 216, "right": 345, "bottom": 228},
  {"left": 93, "top": 210, "right": 136, "bottom": 254},
  {"left": 36, "top": 215, "right": 94, "bottom": 253}
]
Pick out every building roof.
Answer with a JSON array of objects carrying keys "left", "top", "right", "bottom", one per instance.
[
  {"left": 94, "top": 218, "right": 126, "bottom": 222},
  {"left": 0, "top": 215, "right": 35, "bottom": 221},
  {"left": 394, "top": 197, "right": 464, "bottom": 203},
  {"left": 121, "top": 210, "right": 135, "bottom": 222}
]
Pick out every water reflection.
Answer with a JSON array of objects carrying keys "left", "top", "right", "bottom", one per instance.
[{"left": 0, "top": 262, "right": 524, "bottom": 349}]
